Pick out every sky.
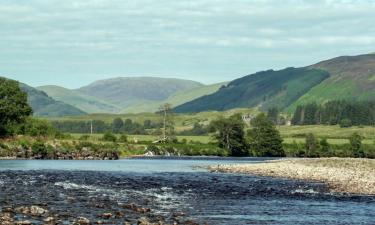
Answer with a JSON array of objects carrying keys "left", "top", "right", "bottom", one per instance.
[{"left": 1, "top": 0, "right": 375, "bottom": 89}]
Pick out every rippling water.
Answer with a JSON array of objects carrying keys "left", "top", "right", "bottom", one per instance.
[{"left": 0, "top": 158, "right": 374, "bottom": 224}]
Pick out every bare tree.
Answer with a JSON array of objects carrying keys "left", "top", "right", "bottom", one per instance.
[{"left": 158, "top": 103, "right": 175, "bottom": 142}]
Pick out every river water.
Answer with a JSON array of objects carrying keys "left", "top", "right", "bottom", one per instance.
[{"left": 0, "top": 158, "right": 374, "bottom": 224}]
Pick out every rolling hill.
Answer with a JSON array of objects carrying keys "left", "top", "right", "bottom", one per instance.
[
  {"left": 175, "top": 53, "right": 375, "bottom": 113},
  {"left": 287, "top": 53, "right": 375, "bottom": 111},
  {"left": 20, "top": 83, "right": 86, "bottom": 117},
  {"left": 121, "top": 82, "right": 228, "bottom": 113},
  {"left": 174, "top": 68, "right": 329, "bottom": 113},
  {"left": 76, "top": 77, "right": 203, "bottom": 108},
  {"left": 37, "top": 85, "right": 121, "bottom": 113}
]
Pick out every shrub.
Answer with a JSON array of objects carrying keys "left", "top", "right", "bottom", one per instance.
[
  {"left": 118, "top": 134, "right": 128, "bottom": 143},
  {"left": 102, "top": 132, "right": 117, "bottom": 142}
]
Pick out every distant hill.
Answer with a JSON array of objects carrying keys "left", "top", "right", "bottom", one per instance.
[
  {"left": 76, "top": 77, "right": 203, "bottom": 108},
  {"left": 37, "top": 85, "right": 121, "bottom": 113},
  {"left": 174, "top": 68, "right": 329, "bottom": 113},
  {"left": 19, "top": 84, "right": 86, "bottom": 117},
  {"left": 287, "top": 53, "right": 375, "bottom": 111},
  {"left": 121, "top": 82, "right": 228, "bottom": 113},
  {"left": 176, "top": 53, "right": 375, "bottom": 113}
]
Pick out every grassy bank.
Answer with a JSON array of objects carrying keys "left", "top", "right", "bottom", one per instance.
[{"left": 208, "top": 158, "right": 375, "bottom": 195}]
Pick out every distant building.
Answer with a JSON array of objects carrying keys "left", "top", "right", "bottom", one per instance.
[{"left": 242, "top": 114, "right": 254, "bottom": 123}]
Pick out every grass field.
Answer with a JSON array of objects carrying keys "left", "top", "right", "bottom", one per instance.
[
  {"left": 70, "top": 124, "right": 375, "bottom": 145},
  {"left": 279, "top": 125, "right": 375, "bottom": 139}
]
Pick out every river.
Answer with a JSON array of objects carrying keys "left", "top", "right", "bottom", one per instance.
[{"left": 0, "top": 158, "right": 374, "bottom": 224}]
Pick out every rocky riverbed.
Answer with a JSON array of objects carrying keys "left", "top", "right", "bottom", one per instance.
[
  {"left": 0, "top": 165, "right": 374, "bottom": 225},
  {"left": 208, "top": 158, "right": 375, "bottom": 195}
]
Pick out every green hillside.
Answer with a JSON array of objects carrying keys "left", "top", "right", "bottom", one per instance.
[
  {"left": 37, "top": 85, "right": 121, "bottom": 113},
  {"left": 121, "top": 82, "right": 228, "bottom": 113},
  {"left": 20, "top": 84, "right": 86, "bottom": 117},
  {"left": 76, "top": 77, "right": 203, "bottom": 108},
  {"left": 174, "top": 68, "right": 329, "bottom": 113},
  {"left": 288, "top": 53, "right": 375, "bottom": 111}
]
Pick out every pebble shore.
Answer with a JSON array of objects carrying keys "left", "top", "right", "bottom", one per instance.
[{"left": 208, "top": 158, "right": 375, "bottom": 195}]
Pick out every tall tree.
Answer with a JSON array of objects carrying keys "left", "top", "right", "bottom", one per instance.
[
  {"left": 247, "top": 113, "right": 285, "bottom": 157},
  {"left": 210, "top": 114, "right": 248, "bottom": 156},
  {"left": 158, "top": 103, "right": 175, "bottom": 142},
  {"left": 267, "top": 107, "right": 279, "bottom": 125},
  {"left": 0, "top": 78, "right": 32, "bottom": 136},
  {"left": 112, "top": 118, "right": 124, "bottom": 133}
]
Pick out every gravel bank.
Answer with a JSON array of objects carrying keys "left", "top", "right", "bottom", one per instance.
[{"left": 208, "top": 158, "right": 375, "bottom": 195}]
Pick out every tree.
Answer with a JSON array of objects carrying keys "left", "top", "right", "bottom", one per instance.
[
  {"left": 319, "top": 138, "right": 331, "bottom": 156},
  {"left": 158, "top": 103, "right": 175, "bottom": 142},
  {"left": 123, "top": 119, "right": 133, "bottom": 132},
  {"left": 305, "top": 133, "right": 319, "bottom": 157},
  {"left": 349, "top": 132, "right": 364, "bottom": 158},
  {"left": 112, "top": 118, "right": 124, "bottom": 133},
  {"left": 267, "top": 107, "right": 279, "bottom": 125},
  {"left": 210, "top": 114, "right": 248, "bottom": 156},
  {"left": 102, "top": 131, "right": 117, "bottom": 142},
  {"left": 0, "top": 78, "right": 32, "bottom": 136},
  {"left": 247, "top": 113, "right": 285, "bottom": 157}
]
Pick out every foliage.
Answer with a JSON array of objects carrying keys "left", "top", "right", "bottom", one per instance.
[
  {"left": 0, "top": 78, "right": 33, "bottom": 136},
  {"left": 349, "top": 132, "right": 365, "bottom": 158},
  {"left": 118, "top": 134, "right": 128, "bottom": 143},
  {"left": 305, "top": 133, "right": 320, "bottom": 157},
  {"left": 292, "top": 100, "right": 375, "bottom": 126},
  {"left": 175, "top": 68, "right": 329, "bottom": 112},
  {"left": 247, "top": 113, "right": 285, "bottom": 157},
  {"left": 210, "top": 114, "right": 248, "bottom": 156},
  {"left": 267, "top": 107, "right": 279, "bottom": 125},
  {"left": 19, "top": 118, "right": 56, "bottom": 137},
  {"left": 102, "top": 132, "right": 117, "bottom": 142}
]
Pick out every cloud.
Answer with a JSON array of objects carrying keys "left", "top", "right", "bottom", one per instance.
[{"left": 0, "top": 0, "right": 375, "bottom": 87}]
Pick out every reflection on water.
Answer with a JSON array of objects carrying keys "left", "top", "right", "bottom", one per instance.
[{"left": 0, "top": 157, "right": 266, "bottom": 172}]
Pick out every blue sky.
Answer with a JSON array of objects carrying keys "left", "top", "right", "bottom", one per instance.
[{"left": 1, "top": 0, "right": 375, "bottom": 88}]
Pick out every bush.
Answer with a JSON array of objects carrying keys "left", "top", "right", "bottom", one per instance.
[
  {"left": 118, "top": 134, "right": 128, "bottom": 143},
  {"left": 102, "top": 132, "right": 117, "bottom": 142},
  {"left": 31, "top": 140, "right": 47, "bottom": 157},
  {"left": 349, "top": 132, "right": 364, "bottom": 158}
]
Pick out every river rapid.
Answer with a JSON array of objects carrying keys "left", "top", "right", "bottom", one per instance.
[{"left": 0, "top": 158, "right": 374, "bottom": 225}]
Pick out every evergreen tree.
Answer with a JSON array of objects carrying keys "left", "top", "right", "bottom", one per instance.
[
  {"left": 267, "top": 107, "right": 279, "bottom": 125},
  {"left": 0, "top": 78, "right": 32, "bottom": 136},
  {"left": 247, "top": 113, "right": 285, "bottom": 157}
]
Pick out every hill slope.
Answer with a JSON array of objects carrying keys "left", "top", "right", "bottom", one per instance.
[
  {"left": 20, "top": 84, "right": 86, "bottom": 117},
  {"left": 121, "top": 82, "right": 228, "bottom": 113},
  {"left": 76, "top": 77, "right": 203, "bottom": 108},
  {"left": 287, "top": 53, "right": 375, "bottom": 110},
  {"left": 174, "top": 68, "right": 329, "bottom": 113},
  {"left": 37, "top": 85, "right": 121, "bottom": 113}
]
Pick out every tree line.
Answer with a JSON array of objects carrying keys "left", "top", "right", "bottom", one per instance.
[{"left": 292, "top": 100, "right": 375, "bottom": 126}]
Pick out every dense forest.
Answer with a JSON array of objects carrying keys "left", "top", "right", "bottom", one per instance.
[{"left": 292, "top": 100, "right": 375, "bottom": 126}]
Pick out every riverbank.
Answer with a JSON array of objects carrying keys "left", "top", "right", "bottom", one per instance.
[{"left": 208, "top": 158, "right": 375, "bottom": 195}]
